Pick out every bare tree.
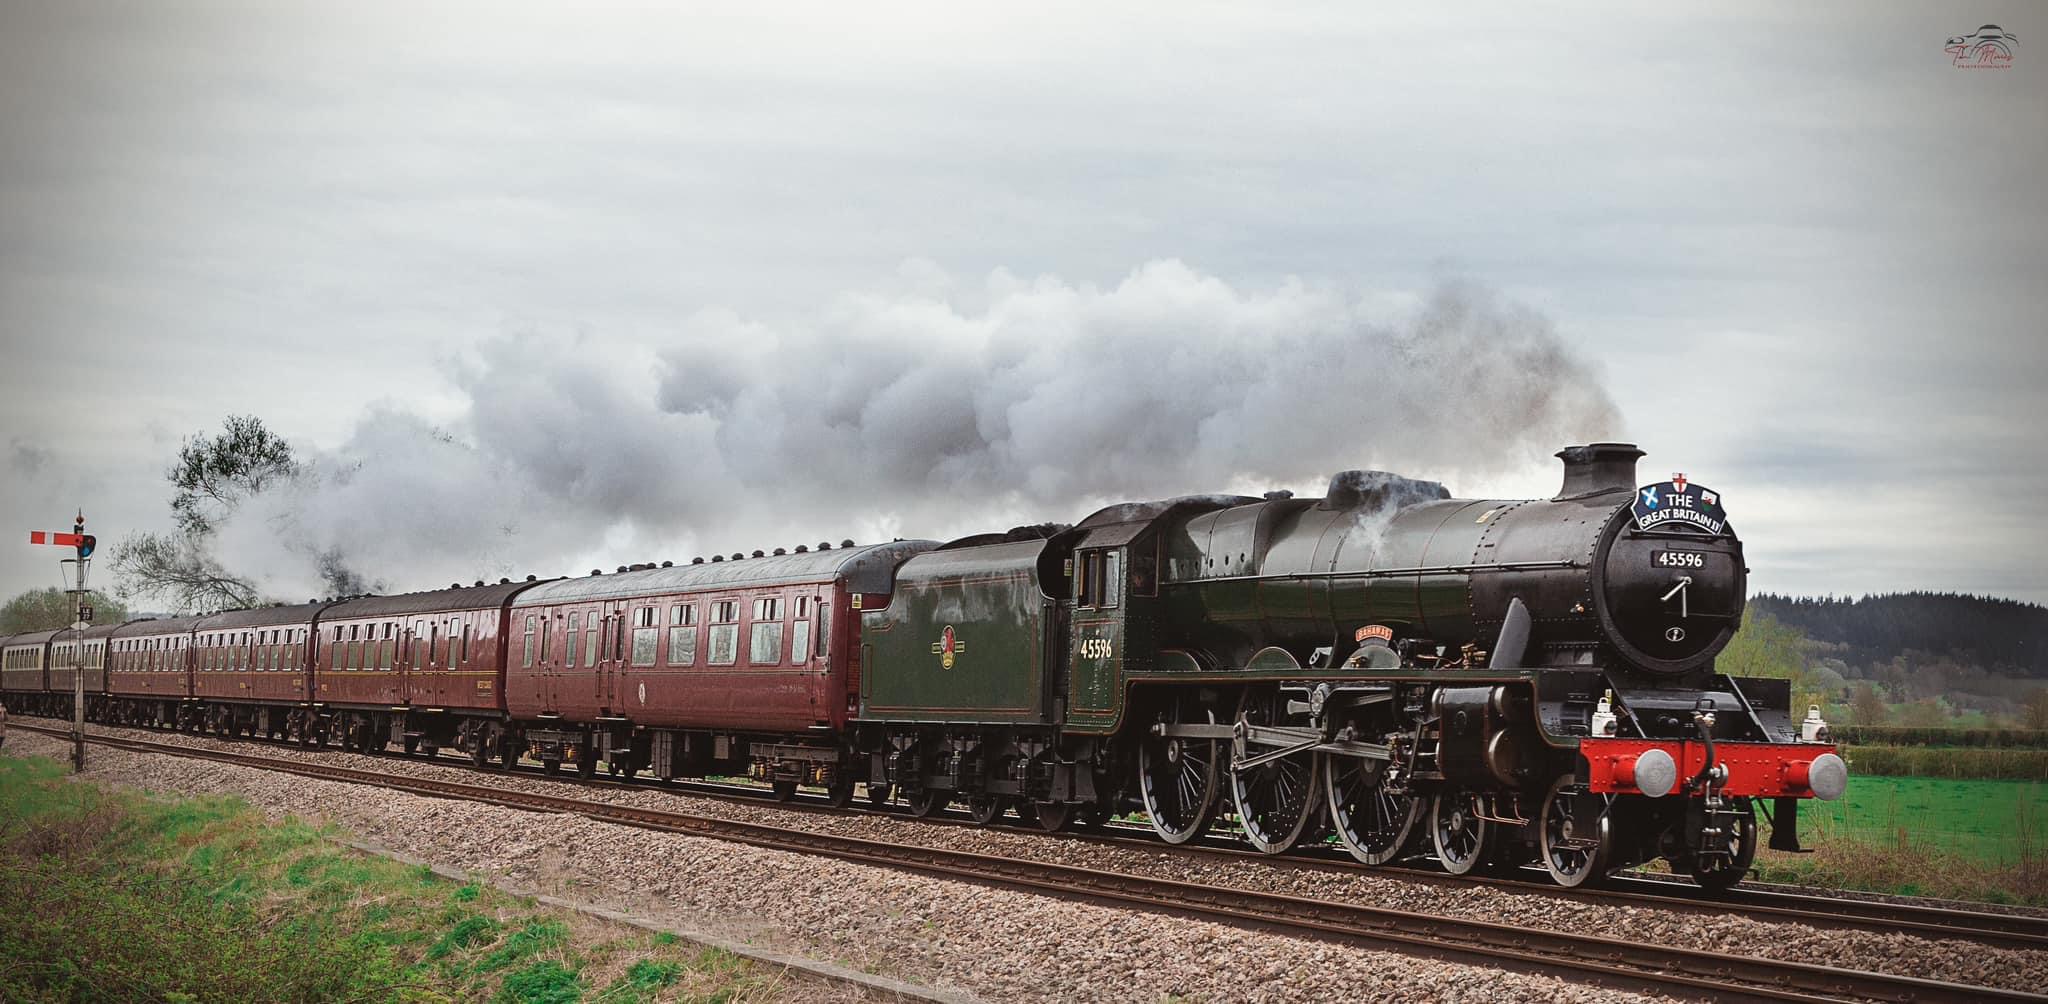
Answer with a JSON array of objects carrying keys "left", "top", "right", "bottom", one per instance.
[
  {"left": 108, "top": 532, "right": 257, "bottom": 614},
  {"left": 168, "top": 414, "right": 297, "bottom": 536}
]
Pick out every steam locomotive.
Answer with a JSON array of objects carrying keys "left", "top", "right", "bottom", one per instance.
[{"left": 0, "top": 442, "right": 1843, "bottom": 889}]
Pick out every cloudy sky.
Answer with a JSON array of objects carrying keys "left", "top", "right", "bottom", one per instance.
[{"left": 2, "top": 2, "right": 2043, "bottom": 608}]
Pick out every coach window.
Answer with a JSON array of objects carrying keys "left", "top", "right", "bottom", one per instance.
[
  {"left": 631, "top": 607, "right": 658, "bottom": 667},
  {"left": 459, "top": 623, "right": 471, "bottom": 666},
  {"left": 380, "top": 624, "right": 396, "bottom": 671},
  {"left": 708, "top": 600, "right": 740, "bottom": 666},
  {"left": 583, "top": 614, "right": 600, "bottom": 668},
  {"left": 749, "top": 597, "right": 784, "bottom": 666},
  {"left": 565, "top": 612, "right": 581, "bottom": 668},
  {"left": 540, "top": 615, "right": 552, "bottom": 664},
  {"left": 522, "top": 615, "right": 537, "bottom": 669},
  {"left": 791, "top": 596, "right": 812, "bottom": 664},
  {"left": 667, "top": 604, "right": 697, "bottom": 666}
]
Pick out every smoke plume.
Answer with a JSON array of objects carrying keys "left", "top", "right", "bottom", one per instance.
[{"left": 212, "top": 261, "right": 1623, "bottom": 600}]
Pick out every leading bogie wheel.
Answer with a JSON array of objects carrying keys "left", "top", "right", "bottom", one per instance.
[
  {"left": 1431, "top": 788, "right": 1493, "bottom": 876},
  {"left": 1686, "top": 797, "right": 1757, "bottom": 893},
  {"left": 1538, "top": 775, "right": 1613, "bottom": 888},
  {"left": 1138, "top": 694, "right": 1223, "bottom": 845},
  {"left": 1325, "top": 754, "right": 1422, "bottom": 866},
  {"left": 1230, "top": 690, "right": 1322, "bottom": 854}
]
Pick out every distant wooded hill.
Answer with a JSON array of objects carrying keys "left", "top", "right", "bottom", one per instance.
[{"left": 1749, "top": 592, "right": 2046, "bottom": 678}]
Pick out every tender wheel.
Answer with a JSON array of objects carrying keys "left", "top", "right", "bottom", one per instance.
[
  {"left": 1687, "top": 798, "right": 1758, "bottom": 893},
  {"left": 1539, "top": 775, "right": 1613, "bottom": 888},
  {"left": 1230, "top": 691, "right": 1322, "bottom": 854},
  {"left": 827, "top": 774, "right": 857, "bottom": 808},
  {"left": 1326, "top": 755, "right": 1421, "bottom": 866},
  {"left": 1077, "top": 800, "right": 1114, "bottom": 831},
  {"left": 771, "top": 778, "right": 799, "bottom": 802},
  {"left": 1138, "top": 694, "right": 1223, "bottom": 844},
  {"left": 865, "top": 782, "right": 893, "bottom": 808},
  {"left": 906, "top": 786, "right": 947, "bottom": 818},
  {"left": 967, "top": 793, "right": 1009, "bottom": 826},
  {"left": 1432, "top": 788, "right": 1493, "bottom": 876},
  {"left": 1029, "top": 801, "right": 1076, "bottom": 833}
]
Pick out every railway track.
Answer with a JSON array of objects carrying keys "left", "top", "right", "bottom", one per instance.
[
  {"left": 20, "top": 717, "right": 2048, "bottom": 952},
  {"left": 13, "top": 721, "right": 2040, "bottom": 1004}
]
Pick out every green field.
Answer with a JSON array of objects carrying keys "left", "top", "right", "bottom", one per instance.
[{"left": 1800, "top": 774, "right": 2044, "bottom": 864}]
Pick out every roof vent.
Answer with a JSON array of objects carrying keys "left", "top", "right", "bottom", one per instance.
[
  {"left": 499, "top": 578, "right": 510, "bottom": 585},
  {"left": 711, "top": 555, "right": 724, "bottom": 563},
  {"left": 591, "top": 569, "right": 603, "bottom": 576},
  {"left": 617, "top": 565, "right": 629, "bottom": 573},
  {"left": 474, "top": 579, "right": 485, "bottom": 587},
  {"left": 1554, "top": 442, "right": 1644, "bottom": 499},
  {"left": 795, "top": 545, "right": 808, "bottom": 553},
  {"left": 451, "top": 583, "right": 462, "bottom": 590},
  {"left": 772, "top": 547, "right": 786, "bottom": 556},
  {"left": 732, "top": 552, "right": 745, "bottom": 560},
  {"left": 752, "top": 549, "right": 765, "bottom": 558},
  {"left": 661, "top": 560, "right": 673, "bottom": 568},
  {"left": 692, "top": 557, "right": 705, "bottom": 564},
  {"left": 818, "top": 541, "right": 832, "bottom": 550},
  {"left": 525, "top": 574, "right": 537, "bottom": 582},
  {"left": 841, "top": 539, "right": 855, "bottom": 548},
  {"left": 1264, "top": 490, "right": 1294, "bottom": 500}
]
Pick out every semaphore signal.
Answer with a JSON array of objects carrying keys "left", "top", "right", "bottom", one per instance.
[{"left": 26, "top": 510, "right": 94, "bottom": 770}]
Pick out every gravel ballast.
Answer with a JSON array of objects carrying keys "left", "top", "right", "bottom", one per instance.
[
  {"left": 3, "top": 728, "right": 1676, "bottom": 1003},
  {"left": 15, "top": 722, "right": 2044, "bottom": 997}
]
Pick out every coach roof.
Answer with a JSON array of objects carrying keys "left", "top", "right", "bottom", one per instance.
[
  {"left": 110, "top": 614, "right": 210, "bottom": 639},
  {"left": 195, "top": 601, "right": 330, "bottom": 632},
  {"left": 512, "top": 540, "right": 939, "bottom": 608},
  {"left": 322, "top": 580, "right": 545, "bottom": 621}
]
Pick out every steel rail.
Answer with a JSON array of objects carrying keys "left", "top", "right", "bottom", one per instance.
[
  {"left": 16, "top": 716, "right": 2047, "bottom": 953},
  {"left": 18, "top": 723, "right": 2037, "bottom": 1004}
]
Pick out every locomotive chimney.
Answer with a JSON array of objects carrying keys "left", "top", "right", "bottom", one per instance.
[{"left": 1554, "top": 442, "right": 1644, "bottom": 499}]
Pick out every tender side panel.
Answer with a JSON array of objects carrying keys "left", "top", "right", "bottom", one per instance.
[{"left": 861, "top": 541, "right": 1052, "bottom": 724}]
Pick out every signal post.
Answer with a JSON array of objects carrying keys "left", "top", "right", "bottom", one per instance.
[{"left": 29, "top": 514, "right": 96, "bottom": 772}]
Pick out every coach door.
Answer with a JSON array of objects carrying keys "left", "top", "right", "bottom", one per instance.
[{"left": 597, "top": 600, "right": 626, "bottom": 711}]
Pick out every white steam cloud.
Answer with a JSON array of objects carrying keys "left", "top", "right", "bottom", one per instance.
[{"left": 213, "top": 261, "right": 1623, "bottom": 600}]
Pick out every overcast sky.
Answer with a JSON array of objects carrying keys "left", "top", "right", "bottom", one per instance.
[{"left": 3, "top": 2, "right": 2044, "bottom": 608}]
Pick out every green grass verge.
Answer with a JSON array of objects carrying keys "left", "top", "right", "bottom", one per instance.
[
  {"left": 0, "top": 754, "right": 804, "bottom": 1002},
  {"left": 1840, "top": 745, "right": 2048, "bottom": 780},
  {"left": 1748, "top": 774, "right": 2046, "bottom": 904}
]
